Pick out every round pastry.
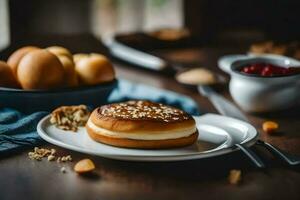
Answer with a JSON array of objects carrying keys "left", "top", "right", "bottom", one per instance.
[
  {"left": 17, "top": 49, "right": 65, "bottom": 90},
  {"left": 46, "top": 46, "right": 73, "bottom": 60},
  {"left": 74, "top": 53, "right": 115, "bottom": 85},
  {"left": 57, "top": 55, "right": 78, "bottom": 87},
  {"left": 7, "top": 46, "right": 40, "bottom": 78},
  {"left": 47, "top": 46, "right": 78, "bottom": 87},
  {"left": 86, "top": 100, "right": 198, "bottom": 149},
  {"left": 0, "top": 61, "right": 19, "bottom": 88}
]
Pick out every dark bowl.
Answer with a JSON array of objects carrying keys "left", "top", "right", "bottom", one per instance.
[{"left": 0, "top": 80, "right": 118, "bottom": 113}]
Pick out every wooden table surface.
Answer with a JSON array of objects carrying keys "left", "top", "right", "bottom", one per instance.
[{"left": 0, "top": 35, "right": 300, "bottom": 200}]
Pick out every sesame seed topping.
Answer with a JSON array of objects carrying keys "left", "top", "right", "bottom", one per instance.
[{"left": 97, "top": 100, "right": 190, "bottom": 122}]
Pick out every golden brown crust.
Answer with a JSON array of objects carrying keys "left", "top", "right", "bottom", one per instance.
[
  {"left": 74, "top": 53, "right": 115, "bottom": 85},
  {"left": 7, "top": 46, "right": 40, "bottom": 78},
  {"left": 56, "top": 55, "right": 78, "bottom": 87},
  {"left": 90, "top": 101, "right": 195, "bottom": 133},
  {"left": 17, "top": 49, "right": 65, "bottom": 90},
  {"left": 0, "top": 61, "right": 19, "bottom": 88},
  {"left": 46, "top": 46, "right": 73, "bottom": 60},
  {"left": 86, "top": 124, "right": 198, "bottom": 149}
]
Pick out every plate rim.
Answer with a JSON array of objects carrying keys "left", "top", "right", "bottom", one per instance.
[{"left": 37, "top": 113, "right": 258, "bottom": 162}]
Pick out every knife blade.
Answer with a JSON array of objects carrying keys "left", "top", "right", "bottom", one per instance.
[{"left": 198, "top": 85, "right": 248, "bottom": 122}]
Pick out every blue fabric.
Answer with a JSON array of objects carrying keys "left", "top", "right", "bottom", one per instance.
[
  {"left": 0, "top": 109, "right": 48, "bottom": 152},
  {"left": 0, "top": 79, "right": 200, "bottom": 153}
]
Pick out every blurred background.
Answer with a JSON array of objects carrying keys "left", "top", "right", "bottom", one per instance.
[{"left": 1, "top": 0, "right": 300, "bottom": 52}]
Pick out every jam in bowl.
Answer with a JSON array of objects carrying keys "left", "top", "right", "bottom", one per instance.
[
  {"left": 238, "top": 63, "right": 300, "bottom": 77},
  {"left": 218, "top": 54, "right": 300, "bottom": 113}
]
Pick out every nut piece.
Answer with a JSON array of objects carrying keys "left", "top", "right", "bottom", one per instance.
[
  {"left": 65, "top": 155, "right": 72, "bottom": 161},
  {"left": 28, "top": 147, "right": 53, "bottom": 161},
  {"left": 61, "top": 156, "right": 67, "bottom": 162},
  {"left": 47, "top": 155, "right": 55, "bottom": 161},
  {"left": 60, "top": 155, "right": 72, "bottom": 162},
  {"left": 262, "top": 121, "right": 279, "bottom": 134},
  {"left": 228, "top": 169, "right": 242, "bottom": 185},
  {"left": 74, "top": 159, "right": 95, "bottom": 173},
  {"left": 50, "top": 149, "right": 56, "bottom": 155},
  {"left": 28, "top": 147, "right": 73, "bottom": 165},
  {"left": 50, "top": 105, "right": 90, "bottom": 132},
  {"left": 60, "top": 167, "right": 66, "bottom": 173}
]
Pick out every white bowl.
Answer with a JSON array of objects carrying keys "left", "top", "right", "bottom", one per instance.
[{"left": 218, "top": 54, "right": 300, "bottom": 113}]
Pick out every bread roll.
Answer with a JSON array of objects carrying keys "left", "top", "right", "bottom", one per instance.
[
  {"left": 46, "top": 46, "right": 73, "bottom": 60},
  {"left": 7, "top": 46, "right": 40, "bottom": 78},
  {"left": 57, "top": 55, "right": 78, "bottom": 87},
  {"left": 74, "top": 53, "right": 115, "bottom": 85},
  {"left": 17, "top": 50, "right": 65, "bottom": 90},
  {"left": 46, "top": 46, "right": 77, "bottom": 87},
  {"left": 0, "top": 61, "right": 19, "bottom": 88}
]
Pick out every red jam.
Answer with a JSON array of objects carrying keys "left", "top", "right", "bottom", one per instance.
[{"left": 239, "top": 63, "right": 300, "bottom": 77}]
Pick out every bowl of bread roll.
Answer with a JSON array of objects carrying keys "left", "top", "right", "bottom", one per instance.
[{"left": 0, "top": 45, "right": 117, "bottom": 113}]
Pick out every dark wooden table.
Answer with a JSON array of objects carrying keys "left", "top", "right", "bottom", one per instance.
[{"left": 1, "top": 35, "right": 300, "bottom": 200}]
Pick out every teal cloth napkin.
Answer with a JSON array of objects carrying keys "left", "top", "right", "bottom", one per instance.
[{"left": 0, "top": 79, "right": 200, "bottom": 153}]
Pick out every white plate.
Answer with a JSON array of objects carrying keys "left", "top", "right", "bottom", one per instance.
[{"left": 37, "top": 114, "right": 258, "bottom": 162}]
